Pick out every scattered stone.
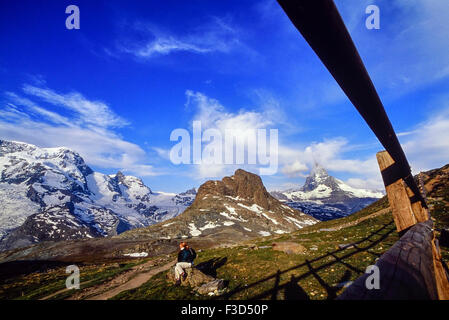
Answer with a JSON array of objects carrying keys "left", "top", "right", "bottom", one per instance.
[
  {"left": 272, "top": 242, "right": 306, "bottom": 254},
  {"left": 338, "top": 243, "right": 355, "bottom": 250},
  {"left": 123, "top": 252, "right": 148, "bottom": 258},
  {"left": 319, "top": 228, "right": 335, "bottom": 232},
  {"left": 196, "top": 279, "right": 226, "bottom": 295}
]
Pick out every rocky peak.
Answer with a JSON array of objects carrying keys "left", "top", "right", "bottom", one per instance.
[
  {"left": 115, "top": 171, "right": 126, "bottom": 184},
  {"left": 301, "top": 164, "right": 338, "bottom": 192},
  {"left": 195, "top": 169, "right": 272, "bottom": 210}
]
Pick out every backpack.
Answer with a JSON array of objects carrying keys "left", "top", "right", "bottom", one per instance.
[{"left": 188, "top": 248, "right": 197, "bottom": 261}]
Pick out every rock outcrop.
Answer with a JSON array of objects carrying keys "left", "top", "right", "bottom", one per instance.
[
  {"left": 120, "top": 169, "right": 317, "bottom": 242},
  {"left": 166, "top": 265, "right": 226, "bottom": 295}
]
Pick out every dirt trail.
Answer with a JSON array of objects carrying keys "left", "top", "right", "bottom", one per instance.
[
  {"left": 87, "top": 260, "right": 174, "bottom": 300},
  {"left": 41, "top": 258, "right": 175, "bottom": 300},
  {"left": 39, "top": 278, "right": 96, "bottom": 300}
]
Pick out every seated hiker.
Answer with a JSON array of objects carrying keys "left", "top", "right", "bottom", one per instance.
[{"left": 174, "top": 241, "right": 197, "bottom": 286}]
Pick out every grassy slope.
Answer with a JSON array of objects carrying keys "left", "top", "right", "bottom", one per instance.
[{"left": 114, "top": 198, "right": 398, "bottom": 300}]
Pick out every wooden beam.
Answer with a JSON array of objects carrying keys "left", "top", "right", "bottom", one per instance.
[
  {"left": 432, "top": 235, "right": 449, "bottom": 300},
  {"left": 376, "top": 151, "right": 417, "bottom": 232}
]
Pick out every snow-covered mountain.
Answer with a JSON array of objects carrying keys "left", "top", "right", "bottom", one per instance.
[
  {"left": 271, "top": 165, "right": 383, "bottom": 221},
  {"left": 0, "top": 140, "right": 196, "bottom": 251},
  {"left": 120, "top": 169, "right": 317, "bottom": 242}
]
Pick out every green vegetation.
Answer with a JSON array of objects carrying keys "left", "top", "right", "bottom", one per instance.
[
  {"left": 114, "top": 210, "right": 398, "bottom": 300},
  {"left": 112, "top": 271, "right": 201, "bottom": 300},
  {"left": 0, "top": 259, "right": 147, "bottom": 300}
]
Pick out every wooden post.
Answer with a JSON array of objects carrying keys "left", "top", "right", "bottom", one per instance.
[
  {"left": 377, "top": 151, "right": 449, "bottom": 299},
  {"left": 376, "top": 151, "right": 417, "bottom": 232},
  {"left": 405, "top": 185, "right": 430, "bottom": 223}
]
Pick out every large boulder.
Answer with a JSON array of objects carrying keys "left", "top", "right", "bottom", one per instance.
[
  {"left": 166, "top": 266, "right": 227, "bottom": 295},
  {"left": 196, "top": 279, "right": 226, "bottom": 295},
  {"left": 167, "top": 266, "right": 214, "bottom": 287}
]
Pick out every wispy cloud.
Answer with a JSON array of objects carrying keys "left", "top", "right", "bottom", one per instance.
[
  {"left": 22, "top": 85, "right": 128, "bottom": 128},
  {"left": 116, "top": 17, "right": 242, "bottom": 59},
  {"left": 1, "top": 84, "right": 158, "bottom": 177}
]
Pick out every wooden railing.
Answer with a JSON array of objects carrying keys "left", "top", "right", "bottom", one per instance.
[
  {"left": 276, "top": 0, "right": 449, "bottom": 299},
  {"left": 338, "top": 150, "right": 449, "bottom": 299},
  {"left": 339, "top": 219, "right": 448, "bottom": 299}
]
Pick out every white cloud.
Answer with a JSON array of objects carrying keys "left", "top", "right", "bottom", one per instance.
[
  {"left": 1, "top": 85, "right": 158, "bottom": 177},
  {"left": 186, "top": 90, "right": 273, "bottom": 130},
  {"left": 22, "top": 85, "right": 128, "bottom": 128},
  {"left": 178, "top": 91, "right": 385, "bottom": 190},
  {"left": 183, "top": 90, "right": 277, "bottom": 178},
  {"left": 119, "top": 17, "right": 241, "bottom": 59},
  {"left": 401, "top": 102, "right": 449, "bottom": 172},
  {"left": 281, "top": 160, "right": 308, "bottom": 178},
  {"left": 5, "top": 93, "right": 73, "bottom": 126}
]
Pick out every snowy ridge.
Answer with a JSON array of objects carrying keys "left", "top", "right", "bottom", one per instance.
[{"left": 0, "top": 140, "right": 196, "bottom": 250}]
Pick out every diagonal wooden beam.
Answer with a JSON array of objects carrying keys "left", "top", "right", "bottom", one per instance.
[{"left": 276, "top": 0, "right": 425, "bottom": 207}]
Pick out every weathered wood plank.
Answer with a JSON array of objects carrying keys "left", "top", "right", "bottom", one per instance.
[
  {"left": 339, "top": 220, "right": 438, "bottom": 300},
  {"left": 405, "top": 185, "right": 430, "bottom": 223},
  {"left": 376, "top": 151, "right": 418, "bottom": 232},
  {"left": 431, "top": 237, "right": 449, "bottom": 300}
]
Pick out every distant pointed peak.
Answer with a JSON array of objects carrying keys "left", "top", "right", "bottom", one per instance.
[
  {"left": 115, "top": 170, "right": 126, "bottom": 181},
  {"left": 310, "top": 163, "right": 328, "bottom": 177}
]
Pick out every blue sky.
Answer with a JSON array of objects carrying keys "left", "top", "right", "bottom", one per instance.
[{"left": 1, "top": 0, "right": 449, "bottom": 193}]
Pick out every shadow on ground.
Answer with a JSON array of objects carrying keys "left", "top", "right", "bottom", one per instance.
[{"left": 216, "top": 221, "right": 395, "bottom": 300}]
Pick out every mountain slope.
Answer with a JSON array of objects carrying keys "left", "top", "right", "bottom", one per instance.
[
  {"left": 271, "top": 165, "right": 383, "bottom": 220},
  {"left": 0, "top": 140, "right": 195, "bottom": 250},
  {"left": 120, "top": 169, "right": 318, "bottom": 241}
]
